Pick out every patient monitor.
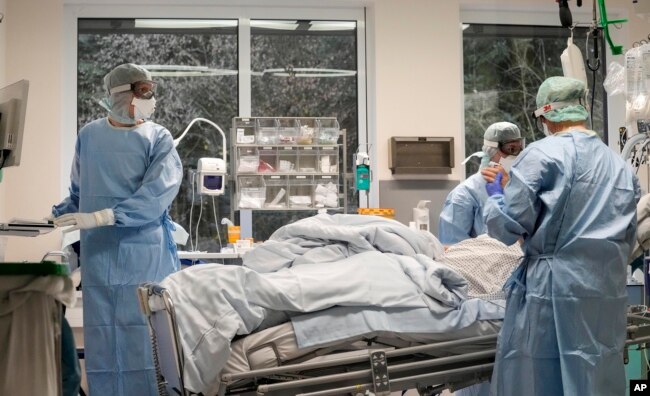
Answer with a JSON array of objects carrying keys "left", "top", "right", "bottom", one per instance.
[
  {"left": 0, "top": 80, "right": 29, "bottom": 169},
  {"left": 197, "top": 157, "right": 226, "bottom": 196}
]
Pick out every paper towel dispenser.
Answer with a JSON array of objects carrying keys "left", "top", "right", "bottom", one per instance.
[{"left": 389, "top": 137, "right": 454, "bottom": 175}]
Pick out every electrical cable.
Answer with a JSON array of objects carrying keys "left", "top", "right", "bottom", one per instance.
[
  {"left": 188, "top": 171, "right": 195, "bottom": 251},
  {"left": 590, "top": 68, "right": 597, "bottom": 129},
  {"left": 195, "top": 194, "right": 203, "bottom": 251},
  {"left": 211, "top": 196, "right": 224, "bottom": 264}
]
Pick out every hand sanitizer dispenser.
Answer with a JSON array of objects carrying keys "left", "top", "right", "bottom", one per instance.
[
  {"left": 413, "top": 200, "right": 431, "bottom": 232},
  {"left": 354, "top": 151, "right": 370, "bottom": 191}
]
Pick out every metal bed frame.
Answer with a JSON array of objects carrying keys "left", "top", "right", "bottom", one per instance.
[{"left": 137, "top": 284, "right": 650, "bottom": 396}]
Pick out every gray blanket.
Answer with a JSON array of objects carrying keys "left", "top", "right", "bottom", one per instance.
[
  {"left": 155, "top": 214, "right": 453, "bottom": 394},
  {"left": 243, "top": 213, "right": 445, "bottom": 272}
]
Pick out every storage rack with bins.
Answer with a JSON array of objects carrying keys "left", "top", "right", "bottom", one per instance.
[{"left": 231, "top": 117, "right": 347, "bottom": 214}]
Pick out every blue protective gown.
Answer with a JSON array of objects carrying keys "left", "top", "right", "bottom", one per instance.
[
  {"left": 439, "top": 174, "right": 491, "bottom": 396},
  {"left": 484, "top": 130, "right": 640, "bottom": 396},
  {"left": 438, "top": 172, "right": 488, "bottom": 244},
  {"left": 53, "top": 118, "right": 183, "bottom": 395}
]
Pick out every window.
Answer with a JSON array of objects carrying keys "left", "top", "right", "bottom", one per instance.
[
  {"left": 76, "top": 16, "right": 362, "bottom": 248},
  {"left": 462, "top": 24, "right": 607, "bottom": 176},
  {"left": 248, "top": 20, "right": 359, "bottom": 240}
]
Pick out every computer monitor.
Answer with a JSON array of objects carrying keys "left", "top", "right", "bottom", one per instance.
[{"left": 0, "top": 79, "right": 29, "bottom": 169}]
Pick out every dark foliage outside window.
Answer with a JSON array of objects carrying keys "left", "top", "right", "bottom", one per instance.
[
  {"left": 249, "top": 21, "right": 358, "bottom": 240},
  {"left": 463, "top": 24, "right": 607, "bottom": 176},
  {"left": 77, "top": 18, "right": 359, "bottom": 248}
]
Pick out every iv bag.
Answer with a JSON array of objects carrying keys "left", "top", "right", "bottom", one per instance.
[
  {"left": 625, "top": 44, "right": 650, "bottom": 135},
  {"left": 561, "top": 37, "right": 588, "bottom": 86}
]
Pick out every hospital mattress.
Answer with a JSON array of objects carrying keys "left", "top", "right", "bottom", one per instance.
[{"left": 224, "top": 318, "right": 502, "bottom": 376}]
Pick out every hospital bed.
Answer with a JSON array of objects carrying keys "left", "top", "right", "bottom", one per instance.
[
  {"left": 137, "top": 283, "right": 502, "bottom": 396},
  {"left": 138, "top": 283, "right": 650, "bottom": 396},
  {"left": 135, "top": 214, "right": 650, "bottom": 395}
]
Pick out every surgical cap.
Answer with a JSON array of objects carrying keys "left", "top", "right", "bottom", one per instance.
[
  {"left": 103, "top": 63, "right": 152, "bottom": 94},
  {"left": 99, "top": 64, "right": 152, "bottom": 124},
  {"left": 483, "top": 122, "right": 521, "bottom": 143},
  {"left": 479, "top": 122, "right": 521, "bottom": 167},
  {"left": 535, "top": 76, "right": 589, "bottom": 122}
]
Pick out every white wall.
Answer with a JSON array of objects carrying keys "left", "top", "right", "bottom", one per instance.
[
  {"left": 1, "top": 0, "right": 646, "bottom": 260},
  {"left": 373, "top": 0, "right": 463, "bottom": 181},
  {"left": 3, "top": 0, "right": 63, "bottom": 260},
  {"left": 0, "top": 0, "right": 6, "bottom": 223}
]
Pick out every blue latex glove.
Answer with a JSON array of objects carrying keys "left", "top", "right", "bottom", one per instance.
[{"left": 486, "top": 172, "right": 504, "bottom": 196}]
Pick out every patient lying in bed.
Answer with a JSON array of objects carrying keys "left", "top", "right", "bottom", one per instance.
[{"left": 152, "top": 214, "right": 522, "bottom": 394}]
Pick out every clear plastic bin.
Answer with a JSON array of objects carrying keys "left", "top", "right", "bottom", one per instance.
[
  {"left": 258, "top": 147, "right": 277, "bottom": 173},
  {"left": 278, "top": 146, "right": 297, "bottom": 173},
  {"left": 256, "top": 118, "right": 278, "bottom": 145},
  {"left": 296, "top": 118, "right": 317, "bottom": 145},
  {"left": 233, "top": 117, "right": 256, "bottom": 144},
  {"left": 288, "top": 175, "right": 314, "bottom": 208},
  {"left": 277, "top": 118, "right": 300, "bottom": 145},
  {"left": 317, "top": 118, "right": 340, "bottom": 145},
  {"left": 297, "top": 147, "right": 318, "bottom": 173},
  {"left": 264, "top": 175, "right": 288, "bottom": 208},
  {"left": 314, "top": 175, "right": 339, "bottom": 208},
  {"left": 238, "top": 176, "right": 266, "bottom": 209},
  {"left": 319, "top": 146, "right": 339, "bottom": 173},
  {"left": 237, "top": 147, "right": 259, "bottom": 173}
]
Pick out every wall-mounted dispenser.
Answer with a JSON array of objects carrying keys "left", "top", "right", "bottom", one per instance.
[
  {"left": 354, "top": 149, "right": 370, "bottom": 191},
  {"left": 389, "top": 137, "right": 454, "bottom": 175}
]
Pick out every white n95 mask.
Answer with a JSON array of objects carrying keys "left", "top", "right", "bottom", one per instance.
[
  {"left": 132, "top": 97, "right": 156, "bottom": 120},
  {"left": 498, "top": 155, "right": 516, "bottom": 172}
]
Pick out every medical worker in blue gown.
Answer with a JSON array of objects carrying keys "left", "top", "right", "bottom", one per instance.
[
  {"left": 438, "top": 122, "right": 524, "bottom": 245},
  {"left": 52, "top": 63, "right": 183, "bottom": 395},
  {"left": 483, "top": 76, "right": 640, "bottom": 396}
]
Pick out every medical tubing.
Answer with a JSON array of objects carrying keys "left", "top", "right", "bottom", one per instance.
[{"left": 621, "top": 132, "right": 649, "bottom": 162}]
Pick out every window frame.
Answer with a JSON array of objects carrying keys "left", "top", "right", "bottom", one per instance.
[
  {"left": 460, "top": 5, "right": 630, "bottom": 179},
  {"left": 62, "top": 3, "right": 373, "bottom": 207}
]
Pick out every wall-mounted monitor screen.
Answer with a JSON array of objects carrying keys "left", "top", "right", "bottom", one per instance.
[{"left": 0, "top": 79, "right": 29, "bottom": 169}]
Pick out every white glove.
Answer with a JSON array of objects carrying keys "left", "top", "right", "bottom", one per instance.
[{"left": 54, "top": 209, "right": 115, "bottom": 232}]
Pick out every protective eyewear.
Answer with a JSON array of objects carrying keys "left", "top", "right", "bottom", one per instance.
[
  {"left": 110, "top": 81, "right": 156, "bottom": 99},
  {"left": 498, "top": 138, "right": 525, "bottom": 156}
]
